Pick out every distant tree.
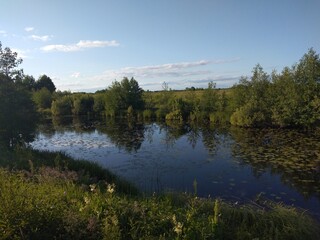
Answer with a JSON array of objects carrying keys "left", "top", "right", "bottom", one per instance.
[
  {"left": 230, "top": 64, "right": 272, "bottom": 127},
  {"left": 51, "top": 96, "right": 73, "bottom": 116},
  {"left": 33, "top": 87, "right": 52, "bottom": 109},
  {"left": 22, "top": 75, "right": 36, "bottom": 91},
  {"left": 105, "top": 77, "right": 144, "bottom": 117},
  {"left": 35, "top": 75, "right": 56, "bottom": 93},
  {"left": 93, "top": 93, "right": 106, "bottom": 115},
  {"left": 120, "top": 77, "right": 144, "bottom": 110},
  {"left": 72, "top": 94, "right": 94, "bottom": 115},
  {"left": 201, "top": 81, "right": 219, "bottom": 114},
  {"left": 162, "top": 81, "right": 169, "bottom": 91},
  {"left": 0, "top": 41, "right": 23, "bottom": 80}
]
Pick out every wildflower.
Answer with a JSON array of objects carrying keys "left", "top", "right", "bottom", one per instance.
[
  {"left": 84, "top": 196, "right": 90, "bottom": 205},
  {"left": 89, "top": 184, "right": 96, "bottom": 192},
  {"left": 172, "top": 214, "right": 183, "bottom": 236},
  {"left": 107, "top": 183, "right": 115, "bottom": 194}
]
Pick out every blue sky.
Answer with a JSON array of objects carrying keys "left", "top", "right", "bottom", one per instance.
[{"left": 1, "top": 0, "right": 319, "bottom": 92}]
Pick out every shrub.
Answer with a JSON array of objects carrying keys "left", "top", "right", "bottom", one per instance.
[
  {"left": 165, "top": 110, "right": 183, "bottom": 121},
  {"left": 51, "top": 96, "right": 73, "bottom": 116},
  {"left": 142, "top": 109, "right": 154, "bottom": 119}
]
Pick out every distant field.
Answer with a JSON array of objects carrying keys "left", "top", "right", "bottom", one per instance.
[{"left": 143, "top": 88, "right": 233, "bottom": 100}]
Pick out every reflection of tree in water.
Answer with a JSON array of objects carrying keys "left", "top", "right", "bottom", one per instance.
[
  {"left": 144, "top": 123, "right": 156, "bottom": 144},
  {"left": 160, "top": 120, "right": 189, "bottom": 148},
  {"left": 201, "top": 123, "right": 220, "bottom": 157},
  {"left": 230, "top": 127, "right": 320, "bottom": 200},
  {"left": 97, "top": 118, "right": 145, "bottom": 153},
  {"left": 186, "top": 122, "right": 200, "bottom": 149}
]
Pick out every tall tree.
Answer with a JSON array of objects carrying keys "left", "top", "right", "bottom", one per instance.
[
  {"left": 0, "top": 75, "right": 37, "bottom": 146},
  {"left": 22, "top": 75, "right": 36, "bottom": 91},
  {"left": 292, "top": 48, "right": 320, "bottom": 126},
  {"left": 0, "top": 41, "right": 23, "bottom": 80},
  {"left": 105, "top": 77, "right": 144, "bottom": 117},
  {"left": 230, "top": 65, "right": 272, "bottom": 127},
  {"left": 35, "top": 75, "right": 56, "bottom": 93}
]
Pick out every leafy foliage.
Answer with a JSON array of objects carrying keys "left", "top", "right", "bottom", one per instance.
[
  {"left": 0, "top": 41, "right": 23, "bottom": 79},
  {"left": 231, "top": 50, "right": 320, "bottom": 128},
  {"left": 72, "top": 94, "right": 94, "bottom": 115},
  {"left": 35, "top": 74, "right": 56, "bottom": 93},
  {"left": 0, "top": 75, "right": 37, "bottom": 147},
  {"left": 105, "top": 77, "right": 144, "bottom": 117},
  {"left": 33, "top": 87, "right": 53, "bottom": 109},
  {"left": 51, "top": 95, "right": 73, "bottom": 116}
]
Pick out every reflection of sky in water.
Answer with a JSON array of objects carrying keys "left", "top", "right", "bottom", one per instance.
[{"left": 30, "top": 123, "right": 320, "bottom": 219}]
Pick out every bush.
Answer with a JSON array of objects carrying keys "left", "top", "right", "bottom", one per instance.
[
  {"left": 51, "top": 96, "right": 73, "bottom": 116},
  {"left": 32, "top": 87, "right": 52, "bottom": 109},
  {"left": 142, "top": 109, "right": 154, "bottom": 119},
  {"left": 165, "top": 110, "right": 183, "bottom": 121},
  {"left": 72, "top": 94, "right": 94, "bottom": 115}
]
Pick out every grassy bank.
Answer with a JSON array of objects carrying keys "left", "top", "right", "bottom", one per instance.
[{"left": 0, "top": 147, "right": 319, "bottom": 239}]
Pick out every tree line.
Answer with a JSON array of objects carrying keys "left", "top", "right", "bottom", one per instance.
[{"left": 1, "top": 40, "right": 320, "bottom": 138}]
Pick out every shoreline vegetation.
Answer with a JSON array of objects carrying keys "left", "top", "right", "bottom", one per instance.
[
  {"left": 1, "top": 42, "right": 320, "bottom": 238},
  {"left": 1, "top": 147, "right": 319, "bottom": 239},
  {"left": 45, "top": 48, "right": 319, "bottom": 130}
]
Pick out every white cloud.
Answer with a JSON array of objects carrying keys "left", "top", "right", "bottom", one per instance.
[
  {"left": 56, "top": 58, "right": 241, "bottom": 92},
  {"left": 25, "top": 27, "right": 34, "bottom": 32},
  {"left": 100, "top": 60, "right": 211, "bottom": 79},
  {"left": 83, "top": 59, "right": 240, "bottom": 90},
  {"left": 0, "top": 30, "right": 7, "bottom": 37},
  {"left": 30, "top": 34, "right": 51, "bottom": 42},
  {"left": 71, "top": 72, "right": 81, "bottom": 78},
  {"left": 41, "top": 40, "right": 120, "bottom": 52}
]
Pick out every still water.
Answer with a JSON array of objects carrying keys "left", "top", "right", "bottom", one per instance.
[{"left": 30, "top": 117, "right": 320, "bottom": 218}]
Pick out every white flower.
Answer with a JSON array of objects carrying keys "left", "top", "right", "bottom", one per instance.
[
  {"left": 107, "top": 183, "right": 115, "bottom": 194},
  {"left": 89, "top": 184, "right": 96, "bottom": 192}
]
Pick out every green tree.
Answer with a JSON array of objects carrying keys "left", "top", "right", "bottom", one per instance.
[
  {"left": 105, "top": 77, "right": 144, "bottom": 117},
  {"left": 230, "top": 64, "right": 272, "bottom": 127},
  {"left": 72, "top": 94, "right": 94, "bottom": 115},
  {"left": 201, "top": 81, "right": 218, "bottom": 115},
  {"left": 293, "top": 48, "right": 320, "bottom": 126},
  {"left": 93, "top": 93, "right": 106, "bottom": 115},
  {"left": 35, "top": 75, "right": 56, "bottom": 93},
  {"left": 0, "top": 41, "right": 23, "bottom": 79},
  {"left": 22, "top": 75, "right": 36, "bottom": 91},
  {"left": 0, "top": 75, "right": 37, "bottom": 146},
  {"left": 51, "top": 96, "right": 73, "bottom": 116},
  {"left": 271, "top": 67, "right": 299, "bottom": 126},
  {"left": 33, "top": 87, "right": 53, "bottom": 109}
]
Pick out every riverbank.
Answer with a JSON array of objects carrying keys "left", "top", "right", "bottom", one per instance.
[{"left": 0, "top": 146, "right": 319, "bottom": 239}]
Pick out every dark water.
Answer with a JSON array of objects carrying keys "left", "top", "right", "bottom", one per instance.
[{"left": 30, "top": 117, "right": 320, "bottom": 219}]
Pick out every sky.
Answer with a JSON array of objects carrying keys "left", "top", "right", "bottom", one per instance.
[{"left": 1, "top": 0, "right": 319, "bottom": 92}]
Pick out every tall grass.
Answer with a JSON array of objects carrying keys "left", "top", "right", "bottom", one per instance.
[{"left": 0, "top": 147, "right": 319, "bottom": 239}]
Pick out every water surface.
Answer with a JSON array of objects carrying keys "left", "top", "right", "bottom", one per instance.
[{"left": 30, "top": 117, "right": 320, "bottom": 219}]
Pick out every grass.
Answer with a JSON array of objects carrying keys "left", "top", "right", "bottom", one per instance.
[{"left": 0, "top": 146, "right": 319, "bottom": 239}]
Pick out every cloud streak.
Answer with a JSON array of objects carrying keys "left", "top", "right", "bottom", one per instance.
[
  {"left": 41, "top": 40, "right": 120, "bottom": 52},
  {"left": 100, "top": 60, "right": 212, "bottom": 79},
  {"left": 30, "top": 34, "right": 51, "bottom": 42},
  {"left": 24, "top": 27, "right": 34, "bottom": 32},
  {"left": 0, "top": 30, "right": 7, "bottom": 37},
  {"left": 71, "top": 72, "right": 81, "bottom": 78},
  {"left": 56, "top": 58, "right": 241, "bottom": 92}
]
